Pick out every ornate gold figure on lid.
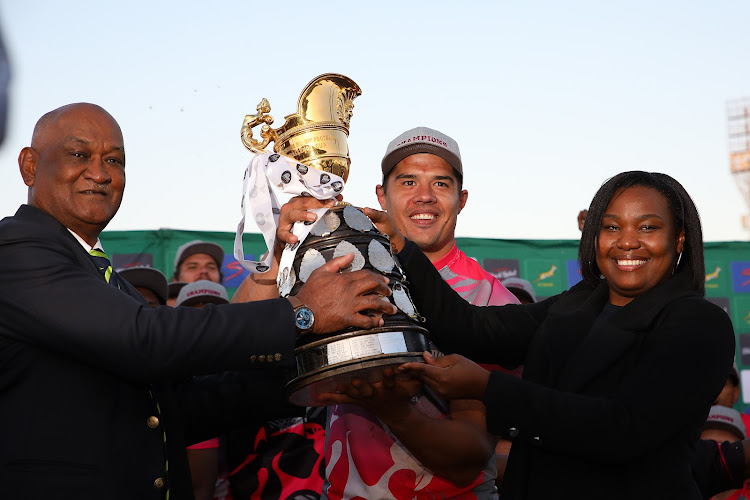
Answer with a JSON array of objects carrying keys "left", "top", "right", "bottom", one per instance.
[{"left": 241, "top": 73, "right": 362, "bottom": 182}]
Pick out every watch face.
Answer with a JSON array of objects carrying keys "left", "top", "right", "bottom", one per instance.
[{"left": 295, "top": 307, "right": 314, "bottom": 331}]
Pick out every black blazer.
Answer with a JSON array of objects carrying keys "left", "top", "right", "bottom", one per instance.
[
  {"left": 398, "top": 240, "right": 735, "bottom": 499},
  {"left": 0, "top": 205, "right": 300, "bottom": 500}
]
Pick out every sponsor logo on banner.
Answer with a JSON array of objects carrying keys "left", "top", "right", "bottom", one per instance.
[
  {"left": 705, "top": 261, "right": 724, "bottom": 291},
  {"left": 524, "top": 259, "right": 563, "bottom": 293},
  {"left": 730, "top": 262, "right": 750, "bottom": 293},
  {"left": 566, "top": 259, "right": 583, "bottom": 288},
  {"left": 483, "top": 259, "right": 520, "bottom": 280},
  {"left": 706, "top": 266, "right": 722, "bottom": 285},
  {"left": 112, "top": 253, "right": 154, "bottom": 270},
  {"left": 224, "top": 254, "right": 252, "bottom": 288},
  {"left": 533, "top": 264, "right": 557, "bottom": 288}
]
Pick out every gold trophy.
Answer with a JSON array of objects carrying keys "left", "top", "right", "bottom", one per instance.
[
  {"left": 241, "top": 73, "right": 429, "bottom": 406},
  {"left": 241, "top": 73, "right": 360, "bottom": 183}
]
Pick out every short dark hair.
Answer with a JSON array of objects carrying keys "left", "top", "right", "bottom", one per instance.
[
  {"left": 381, "top": 167, "right": 464, "bottom": 193},
  {"left": 578, "top": 171, "right": 705, "bottom": 293}
]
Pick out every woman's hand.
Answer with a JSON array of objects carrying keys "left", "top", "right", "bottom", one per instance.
[
  {"left": 317, "top": 367, "right": 423, "bottom": 423},
  {"left": 398, "top": 352, "right": 490, "bottom": 401}
]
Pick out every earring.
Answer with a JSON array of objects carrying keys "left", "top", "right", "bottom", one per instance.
[{"left": 674, "top": 252, "right": 683, "bottom": 274}]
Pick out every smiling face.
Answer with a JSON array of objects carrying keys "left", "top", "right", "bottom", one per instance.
[
  {"left": 376, "top": 153, "right": 468, "bottom": 262},
  {"left": 19, "top": 103, "right": 125, "bottom": 247},
  {"left": 595, "top": 185, "right": 685, "bottom": 306}
]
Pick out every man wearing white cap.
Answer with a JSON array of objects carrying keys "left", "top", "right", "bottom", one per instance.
[
  {"left": 701, "top": 405, "right": 747, "bottom": 443},
  {"left": 320, "top": 127, "right": 520, "bottom": 499},
  {"left": 172, "top": 242, "right": 229, "bottom": 499},
  {"left": 175, "top": 280, "right": 231, "bottom": 500},
  {"left": 693, "top": 405, "right": 750, "bottom": 498},
  {"left": 176, "top": 280, "right": 230, "bottom": 308},
  {"left": 501, "top": 277, "right": 537, "bottom": 305},
  {"left": 172, "top": 239, "right": 225, "bottom": 284}
]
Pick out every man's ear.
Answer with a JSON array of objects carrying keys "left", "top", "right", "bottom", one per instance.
[
  {"left": 375, "top": 184, "right": 387, "bottom": 211},
  {"left": 457, "top": 189, "right": 468, "bottom": 214},
  {"left": 18, "top": 147, "right": 38, "bottom": 187}
]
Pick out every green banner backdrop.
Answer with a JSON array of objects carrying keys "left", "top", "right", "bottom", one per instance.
[{"left": 100, "top": 229, "right": 750, "bottom": 413}]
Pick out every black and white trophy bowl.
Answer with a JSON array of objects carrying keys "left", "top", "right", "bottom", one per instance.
[{"left": 279, "top": 204, "right": 430, "bottom": 407}]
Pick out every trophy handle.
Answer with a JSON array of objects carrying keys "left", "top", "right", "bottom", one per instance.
[{"left": 241, "top": 98, "right": 278, "bottom": 153}]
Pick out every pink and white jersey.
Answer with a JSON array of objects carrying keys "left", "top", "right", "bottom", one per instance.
[
  {"left": 323, "top": 244, "right": 518, "bottom": 500},
  {"left": 433, "top": 245, "right": 519, "bottom": 307}
]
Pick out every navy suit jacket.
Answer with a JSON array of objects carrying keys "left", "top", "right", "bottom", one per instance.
[{"left": 0, "top": 205, "right": 300, "bottom": 499}]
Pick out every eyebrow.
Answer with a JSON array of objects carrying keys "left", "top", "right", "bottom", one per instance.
[
  {"left": 602, "top": 213, "right": 665, "bottom": 221},
  {"left": 65, "top": 137, "right": 125, "bottom": 153},
  {"left": 393, "top": 173, "right": 455, "bottom": 182}
]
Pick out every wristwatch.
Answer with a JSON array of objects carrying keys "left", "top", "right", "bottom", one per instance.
[{"left": 288, "top": 296, "right": 314, "bottom": 335}]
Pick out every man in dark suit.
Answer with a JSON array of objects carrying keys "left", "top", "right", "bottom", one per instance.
[{"left": 0, "top": 102, "right": 395, "bottom": 499}]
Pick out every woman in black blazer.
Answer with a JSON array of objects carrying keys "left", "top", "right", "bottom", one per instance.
[{"left": 382, "top": 171, "right": 735, "bottom": 499}]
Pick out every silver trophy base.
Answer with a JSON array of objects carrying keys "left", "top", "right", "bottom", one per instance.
[{"left": 286, "top": 328, "right": 429, "bottom": 406}]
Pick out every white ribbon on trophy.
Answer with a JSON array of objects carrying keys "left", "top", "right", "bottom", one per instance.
[{"left": 234, "top": 151, "right": 345, "bottom": 290}]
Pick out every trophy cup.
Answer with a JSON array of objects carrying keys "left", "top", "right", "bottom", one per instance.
[{"left": 240, "top": 73, "right": 430, "bottom": 406}]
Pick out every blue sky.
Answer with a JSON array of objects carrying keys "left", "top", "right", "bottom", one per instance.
[{"left": 1, "top": 0, "right": 749, "bottom": 241}]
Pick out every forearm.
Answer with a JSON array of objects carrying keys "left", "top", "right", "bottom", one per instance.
[
  {"left": 379, "top": 402, "right": 494, "bottom": 486},
  {"left": 187, "top": 447, "right": 219, "bottom": 500},
  {"left": 232, "top": 246, "right": 282, "bottom": 303},
  {"left": 231, "top": 268, "right": 280, "bottom": 302}
]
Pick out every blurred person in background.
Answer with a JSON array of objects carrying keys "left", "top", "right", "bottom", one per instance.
[
  {"left": 118, "top": 266, "right": 168, "bottom": 308},
  {"left": 172, "top": 240, "right": 224, "bottom": 284}
]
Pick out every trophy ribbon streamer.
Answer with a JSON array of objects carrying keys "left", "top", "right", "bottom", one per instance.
[{"left": 234, "top": 151, "right": 345, "bottom": 287}]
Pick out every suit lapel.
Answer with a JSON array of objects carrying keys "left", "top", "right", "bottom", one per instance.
[{"left": 15, "top": 205, "right": 147, "bottom": 305}]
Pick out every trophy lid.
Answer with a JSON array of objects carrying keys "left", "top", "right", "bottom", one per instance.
[
  {"left": 241, "top": 73, "right": 362, "bottom": 182},
  {"left": 285, "top": 73, "right": 361, "bottom": 134}
]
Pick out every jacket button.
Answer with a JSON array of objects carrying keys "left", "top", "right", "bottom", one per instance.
[
  {"left": 249, "top": 355, "right": 256, "bottom": 363},
  {"left": 153, "top": 477, "right": 165, "bottom": 489},
  {"left": 147, "top": 416, "right": 159, "bottom": 428},
  {"left": 258, "top": 354, "right": 266, "bottom": 362},
  {"left": 508, "top": 427, "right": 520, "bottom": 439},
  {"left": 274, "top": 353, "right": 282, "bottom": 361},
  {"left": 532, "top": 436, "right": 542, "bottom": 444}
]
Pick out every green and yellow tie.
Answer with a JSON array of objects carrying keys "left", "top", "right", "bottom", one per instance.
[{"left": 89, "top": 248, "right": 121, "bottom": 289}]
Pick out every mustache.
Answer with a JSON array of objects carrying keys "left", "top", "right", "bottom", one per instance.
[{"left": 79, "top": 183, "right": 111, "bottom": 194}]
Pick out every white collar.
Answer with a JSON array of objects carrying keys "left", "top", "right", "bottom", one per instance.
[{"left": 67, "top": 229, "right": 104, "bottom": 253}]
